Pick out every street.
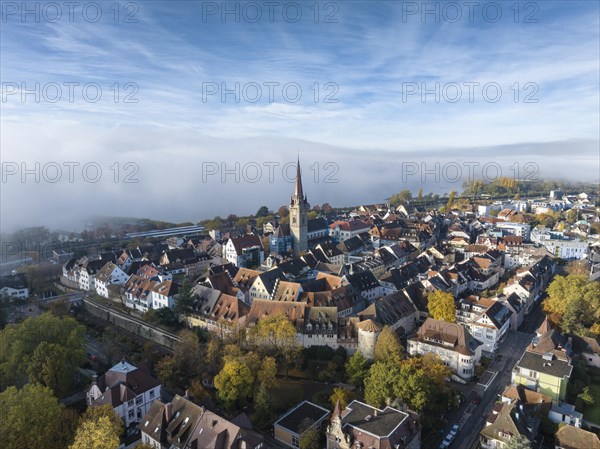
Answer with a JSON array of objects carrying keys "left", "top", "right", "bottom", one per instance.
[{"left": 436, "top": 300, "right": 546, "bottom": 449}]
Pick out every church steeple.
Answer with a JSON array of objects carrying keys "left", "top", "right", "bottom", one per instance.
[
  {"left": 294, "top": 156, "right": 304, "bottom": 200},
  {"left": 290, "top": 157, "right": 308, "bottom": 255}
]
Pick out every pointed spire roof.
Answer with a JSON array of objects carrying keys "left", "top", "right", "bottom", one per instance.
[
  {"left": 294, "top": 156, "right": 304, "bottom": 200},
  {"left": 333, "top": 398, "right": 342, "bottom": 419},
  {"left": 537, "top": 317, "right": 552, "bottom": 336}
]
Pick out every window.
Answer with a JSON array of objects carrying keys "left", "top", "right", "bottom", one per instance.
[
  {"left": 292, "top": 435, "right": 300, "bottom": 448},
  {"left": 128, "top": 410, "right": 135, "bottom": 418},
  {"left": 136, "top": 396, "right": 143, "bottom": 405},
  {"left": 149, "top": 390, "right": 155, "bottom": 399},
  {"left": 128, "top": 400, "right": 134, "bottom": 406}
]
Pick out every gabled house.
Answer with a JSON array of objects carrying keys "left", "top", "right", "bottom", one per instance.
[
  {"left": 0, "top": 273, "right": 29, "bottom": 299},
  {"left": 343, "top": 270, "right": 383, "bottom": 302},
  {"left": 456, "top": 296, "right": 512, "bottom": 353},
  {"left": 223, "top": 234, "right": 264, "bottom": 268},
  {"left": 87, "top": 359, "right": 161, "bottom": 428},
  {"left": 357, "top": 291, "right": 418, "bottom": 337},
  {"left": 554, "top": 424, "right": 600, "bottom": 449},
  {"left": 479, "top": 401, "right": 536, "bottom": 449},
  {"left": 141, "top": 394, "right": 264, "bottom": 449},
  {"left": 94, "top": 262, "right": 130, "bottom": 299}
]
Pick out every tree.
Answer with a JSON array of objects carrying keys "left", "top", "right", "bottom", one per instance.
[
  {"left": 364, "top": 361, "right": 400, "bottom": 408},
  {"left": 505, "top": 435, "right": 533, "bottom": 449},
  {"left": 389, "top": 190, "right": 412, "bottom": 207},
  {"left": 258, "top": 356, "right": 277, "bottom": 388},
  {"left": 253, "top": 383, "right": 271, "bottom": 427},
  {"left": 544, "top": 275, "right": 600, "bottom": 334},
  {"left": 214, "top": 359, "right": 255, "bottom": 409},
  {"left": 0, "top": 313, "right": 86, "bottom": 389},
  {"left": 393, "top": 362, "right": 432, "bottom": 412},
  {"left": 27, "top": 341, "right": 72, "bottom": 397},
  {"left": 0, "top": 384, "right": 65, "bottom": 449},
  {"left": 427, "top": 290, "right": 457, "bottom": 322},
  {"left": 256, "top": 206, "right": 270, "bottom": 217},
  {"left": 417, "top": 188, "right": 423, "bottom": 205},
  {"left": 278, "top": 206, "right": 289, "bottom": 218},
  {"left": 446, "top": 190, "right": 456, "bottom": 210},
  {"left": 345, "top": 350, "right": 369, "bottom": 388},
  {"left": 329, "top": 387, "right": 354, "bottom": 411},
  {"left": 249, "top": 314, "right": 299, "bottom": 358},
  {"left": 174, "top": 280, "right": 195, "bottom": 317},
  {"left": 298, "top": 418, "right": 321, "bottom": 449},
  {"left": 578, "top": 386, "right": 595, "bottom": 406},
  {"left": 373, "top": 326, "right": 404, "bottom": 364},
  {"left": 70, "top": 405, "right": 123, "bottom": 449}
]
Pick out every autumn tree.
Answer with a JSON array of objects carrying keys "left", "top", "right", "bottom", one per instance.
[
  {"left": 249, "top": 314, "right": 299, "bottom": 359},
  {"left": 345, "top": 350, "right": 369, "bottom": 388},
  {"left": 0, "top": 384, "right": 66, "bottom": 449},
  {"left": 446, "top": 190, "right": 456, "bottom": 210},
  {"left": 364, "top": 361, "right": 400, "bottom": 408},
  {"left": 214, "top": 358, "right": 255, "bottom": 410},
  {"left": 27, "top": 341, "right": 73, "bottom": 397},
  {"left": 70, "top": 405, "right": 123, "bottom": 449},
  {"left": 427, "top": 290, "right": 457, "bottom": 322},
  {"left": 258, "top": 356, "right": 277, "bottom": 388},
  {"left": 544, "top": 275, "right": 600, "bottom": 334},
  {"left": 565, "top": 260, "right": 590, "bottom": 277},
  {"left": 373, "top": 326, "right": 404, "bottom": 364},
  {"left": 505, "top": 435, "right": 533, "bottom": 449},
  {"left": 329, "top": 387, "right": 355, "bottom": 411},
  {"left": 389, "top": 190, "right": 412, "bottom": 207}
]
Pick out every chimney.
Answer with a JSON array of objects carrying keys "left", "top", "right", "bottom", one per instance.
[
  {"left": 165, "top": 402, "right": 172, "bottom": 421},
  {"left": 184, "top": 389, "right": 190, "bottom": 400},
  {"left": 92, "top": 375, "right": 98, "bottom": 385}
]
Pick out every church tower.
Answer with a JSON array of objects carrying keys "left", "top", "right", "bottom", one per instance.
[{"left": 290, "top": 157, "right": 308, "bottom": 255}]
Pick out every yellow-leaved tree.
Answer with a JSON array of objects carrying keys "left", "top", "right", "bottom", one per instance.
[
  {"left": 70, "top": 405, "right": 122, "bottom": 449},
  {"left": 427, "top": 290, "right": 456, "bottom": 322}
]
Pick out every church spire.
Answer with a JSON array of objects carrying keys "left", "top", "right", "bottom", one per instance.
[{"left": 294, "top": 156, "right": 304, "bottom": 200}]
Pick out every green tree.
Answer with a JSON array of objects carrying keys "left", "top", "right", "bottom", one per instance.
[
  {"left": 364, "top": 361, "right": 400, "bottom": 408},
  {"left": 214, "top": 358, "right": 255, "bottom": 409},
  {"left": 393, "top": 363, "right": 432, "bottom": 412},
  {"left": 0, "top": 313, "right": 86, "bottom": 389},
  {"left": 174, "top": 280, "right": 195, "bottom": 317},
  {"left": 298, "top": 418, "right": 321, "bottom": 449},
  {"left": 389, "top": 190, "right": 412, "bottom": 207},
  {"left": 345, "top": 350, "right": 369, "bottom": 388},
  {"left": 27, "top": 341, "right": 72, "bottom": 397},
  {"left": 505, "top": 435, "right": 533, "bottom": 449},
  {"left": 373, "top": 326, "right": 404, "bottom": 364},
  {"left": 0, "top": 384, "right": 65, "bottom": 449},
  {"left": 256, "top": 206, "right": 270, "bottom": 217},
  {"left": 70, "top": 405, "right": 123, "bottom": 449},
  {"left": 427, "top": 290, "right": 457, "bottom": 322},
  {"left": 254, "top": 383, "right": 272, "bottom": 427}
]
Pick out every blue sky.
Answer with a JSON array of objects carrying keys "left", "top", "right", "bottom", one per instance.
[{"left": 1, "top": 1, "right": 599, "bottom": 230}]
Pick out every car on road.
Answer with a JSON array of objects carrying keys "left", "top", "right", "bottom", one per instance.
[
  {"left": 473, "top": 393, "right": 481, "bottom": 405},
  {"left": 439, "top": 433, "right": 455, "bottom": 449},
  {"left": 449, "top": 425, "right": 460, "bottom": 436}
]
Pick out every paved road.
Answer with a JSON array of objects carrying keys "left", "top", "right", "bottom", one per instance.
[{"left": 449, "top": 301, "right": 545, "bottom": 449}]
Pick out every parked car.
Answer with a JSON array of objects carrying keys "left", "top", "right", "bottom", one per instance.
[
  {"left": 439, "top": 433, "right": 455, "bottom": 449},
  {"left": 450, "top": 425, "right": 460, "bottom": 436}
]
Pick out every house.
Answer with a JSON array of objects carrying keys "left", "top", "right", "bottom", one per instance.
[
  {"left": 124, "top": 275, "right": 158, "bottom": 312},
  {"left": 408, "top": 318, "right": 482, "bottom": 381},
  {"left": 329, "top": 220, "right": 371, "bottom": 241},
  {"left": 150, "top": 280, "right": 179, "bottom": 310},
  {"left": 141, "top": 394, "right": 265, "bottom": 449},
  {"left": 496, "top": 222, "right": 531, "bottom": 241},
  {"left": 357, "top": 291, "right": 418, "bottom": 337},
  {"left": 326, "top": 400, "right": 421, "bottom": 449},
  {"left": 274, "top": 401, "right": 331, "bottom": 448},
  {"left": 342, "top": 270, "right": 384, "bottom": 302},
  {"left": 492, "top": 293, "right": 525, "bottom": 330},
  {"left": 223, "top": 234, "right": 264, "bottom": 268},
  {"left": 554, "top": 424, "right": 600, "bottom": 449},
  {"left": 501, "top": 385, "right": 552, "bottom": 417},
  {"left": 94, "top": 262, "right": 130, "bottom": 299},
  {"left": 548, "top": 402, "right": 583, "bottom": 428},
  {"left": 512, "top": 351, "right": 572, "bottom": 403},
  {"left": 249, "top": 267, "right": 283, "bottom": 301},
  {"left": 479, "top": 401, "right": 536, "bottom": 449},
  {"left": 78, "top": 258, "right": 107, "bottom": 291},
  {"left": 0, "top": 273, "right": 29, "bottom": 299},
  {"left": 456, "top": 296, "right": 512, "bottom": 353},
  {"left": 86, "top": 359, "right": 161, "bottom": 427}
]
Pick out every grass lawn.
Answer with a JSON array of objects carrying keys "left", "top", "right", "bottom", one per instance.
[{"left": 581, "top": 384, "right": 600, "bottom": 424}]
